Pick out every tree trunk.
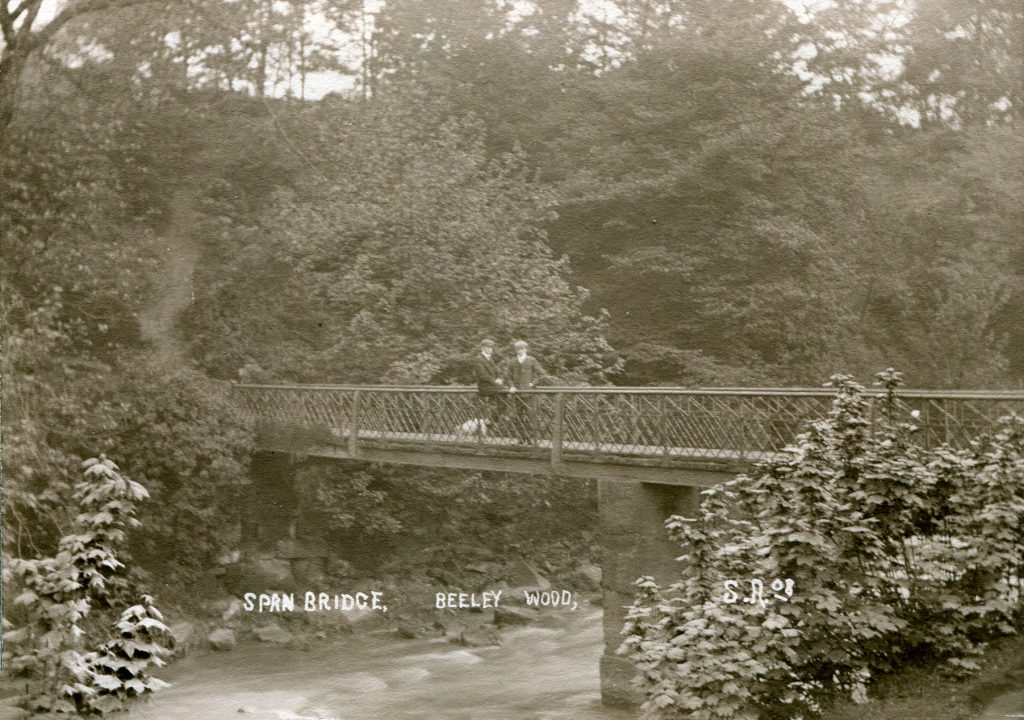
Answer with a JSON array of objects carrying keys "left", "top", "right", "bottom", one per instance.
[
  {"left": 256, "top": 41, "right": 268, "bottom": 97},
  {"left": 0, "top": 46, "right": 30, "bottom": 146}
]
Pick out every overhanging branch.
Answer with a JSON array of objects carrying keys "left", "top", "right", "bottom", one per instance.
[
  {"left": 0, "top": 6, "right": 16, "bottom": 46},
  {"left": 12, "top": 0, "right": 41, "bottom": 47},
  {"left": 16, "top": 0, "right": 188, "bottom": 56},
  {"left": 10, "top": 0, "right": 34, "bottom": 19}
]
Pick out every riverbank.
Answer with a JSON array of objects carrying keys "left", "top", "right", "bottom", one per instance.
[
  {"left": 0, "top": 531, "right": 604, "bottom": 716},
  {"left": 821, "top": 634, "right": 1024, "bottom": 720},
  {"left": 157, "top": 530, "right": 604, "bottom": 651}
]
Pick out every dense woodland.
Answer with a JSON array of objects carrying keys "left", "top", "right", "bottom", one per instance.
[
  {"left": 4, "top": 0, "right": 1023, "bottom": 391},
  {"left": 1, "top": 0, "right": 1022, "bottom": 714}
]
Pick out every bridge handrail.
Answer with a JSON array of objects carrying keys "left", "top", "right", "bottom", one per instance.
[
  {"left": 231, "top": 381, "right": 1024, "bottom": 475},
  {"left": 232, "top": 382, "right": 1024, "bottom": 401}
]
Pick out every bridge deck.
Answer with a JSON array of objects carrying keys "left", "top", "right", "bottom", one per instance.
[
  {"left": 356, "top": 428, "right": 775, "bottom": 459},
  {"left": 235, "top": 384, "right": 1024, "bottom": 485},
  {"left": 252, "top": 427, "right": 752, "bottom": 485}
]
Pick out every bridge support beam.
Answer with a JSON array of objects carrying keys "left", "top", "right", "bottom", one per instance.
[{"left": 597, "top": 477, "right": 704, "bottom": 707}]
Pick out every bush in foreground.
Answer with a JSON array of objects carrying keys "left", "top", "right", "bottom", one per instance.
[
  {"left": 621, "top": 371, "right": 1024, "bottom": 719},
  {"left": 6, "top": 456, "right": 171, "bottom": 716}
]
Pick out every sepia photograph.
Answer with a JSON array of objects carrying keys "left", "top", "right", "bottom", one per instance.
[{"left": 1, "top": 0, "right": 1023, "bottom": 719}]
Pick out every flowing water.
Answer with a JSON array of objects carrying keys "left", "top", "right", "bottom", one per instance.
[{"left": 126, "top": 609, "right": 637, "bottom": 720}]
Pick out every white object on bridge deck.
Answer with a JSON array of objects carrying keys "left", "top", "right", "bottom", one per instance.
[{"left": 454, "top": 418, "right": 491, "bottom": 436}]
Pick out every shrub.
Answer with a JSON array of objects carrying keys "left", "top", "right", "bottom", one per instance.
[
  {"left": 2, "top": 330, "right": 252, "bottom": 582},
  {"left": 6, "top": 456, "right": 171, "bottom": 715},
  {"left": 621, "top": 371, "right": 1024, "bottom": 719}
]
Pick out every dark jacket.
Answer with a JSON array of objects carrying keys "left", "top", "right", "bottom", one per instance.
[
  {"left": 474, "top": 353, "right": 506, "bottom": 396},
  {"left": 507, "top": 355, "right": 546, "bottom": 390}
]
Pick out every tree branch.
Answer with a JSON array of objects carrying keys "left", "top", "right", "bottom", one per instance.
[
  {"left": 1, "top": 0, "right": 197, "bottom": 139},
  {"left": 18, "top": 0, "right": 185, "bottom": 57},
  {"left": 0, "top": 5, "right": 16, "bottom": 46},
  {"left": 13, "top": 0, "right": 41, "bottom": 46},
  {"left": 9, "top": 0, "right": 35, "bottom": 19}
]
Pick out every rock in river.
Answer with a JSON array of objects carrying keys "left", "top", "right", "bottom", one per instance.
[
  {"left": 208, "top": 628, "right": 237, "bottom": 651},
  {"left": 494, "top": 605, "right": 536, "bottom": 627},
  {"left": 254, "top": 623, "right": 294, "bottom": 644}
]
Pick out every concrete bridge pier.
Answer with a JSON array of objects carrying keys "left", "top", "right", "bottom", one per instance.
[
  {"left": 237, "top": 452, "right": 331, "bottom": 577},
  {"left": 597, "top": 477, "right": 707, "bottom": 707},
  {"left": 243, "top": 451, "right": 299, "bottom": 555}
]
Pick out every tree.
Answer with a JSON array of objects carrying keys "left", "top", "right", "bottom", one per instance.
[
  {"left": 1, "top": 99, "right": 254, "bottom": 569},
  {"left": 528, "top": 0, "right": 1022, "bottom": 387},
  {"left": 0, "top": 0, "right": 190, "bottom": 138},
  {"left": 898, "top": 0, "right": 1023, "bottom": 127},
  {"left": 851, "top": 126, "right": 1022, "bottom": 386},
  {"left": 182, "top": 91, "right": 619, "bottom": 384},
  {"left": 534, "top": 3, "right": 873, "bottom": 384}
]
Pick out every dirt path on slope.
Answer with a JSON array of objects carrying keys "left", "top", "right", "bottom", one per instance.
[{"left": 137, "top": 188, "right": 201, "bottom": 363}]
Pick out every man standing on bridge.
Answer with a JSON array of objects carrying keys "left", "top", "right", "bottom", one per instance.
[
  {"left": 474, "top": 338, "right": 508, "bottom": 430},
  {"left": 507, "top": 340, "right": 547, "bottom": 443}
]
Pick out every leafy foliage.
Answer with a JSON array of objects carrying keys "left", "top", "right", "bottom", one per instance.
[
  {"left": 289, "top": 459, "right": 598, "bottom": 567},
  {"left": 294, "top": 461, "right": 403, "bottom": 538},
  {"left": 621, "top": 372, "right": 1024, "bottom": 718},
  {"left": 897, "top": 0, "right": 1023, "bottom": 128},
  {"left": 1, "top": 94, "right": 254, "bottom": 572},
  {"left": 1, "top": 105, "right": 158, "bottom": 358},
  {"left": 542, "top": 43, "right": 1022, "bottom": 386},
  {"left": 103, "top": 359, "right": 253, "bottom": 575},
  {"left": 86, "top": 597, "right": 172, "bottom": 713},
  {"left": 6, "top": 456, "right": 171, "bottom": 715},
  {"left": 5, "top": 0, "right": 1019, "bottom": 400},
  {"left": 2, "top": 317, "right": 252, "bottom": 576},
  {"left": 182, "top": 91, "right": 620, "bottom": 384}
]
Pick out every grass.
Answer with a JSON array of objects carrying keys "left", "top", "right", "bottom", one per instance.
[{"left": 821, "top": 635, "right": 1024, "bottom": 720}]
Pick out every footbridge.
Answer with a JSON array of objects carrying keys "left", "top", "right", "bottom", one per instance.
[
  {"left": 231, "top": 383, "right": 1024, "bottom": 706},
  {"left": 233, "top": 384, "right": 1021, "bottom": 483}
]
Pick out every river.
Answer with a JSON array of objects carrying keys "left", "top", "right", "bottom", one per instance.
[{"left": 126, "top": 609, "right": 638, "bottom": 720}]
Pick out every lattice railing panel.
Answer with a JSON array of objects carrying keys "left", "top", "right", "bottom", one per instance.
[
  {"left": 361, "top": 392, "right": 421, "bottom": 434},
  {"left": 236, "top": 387, "right": 354, "bottom": 429},
  {"left": 557, "top": 392, "right": 840, "bottom": 459},
  {"left": 667, "top": 395, "right": 752, "bottom": 456},
  {"left": 416, "top": 393, "right": 471, "bottom": 436},
  {"left": 232, "top": 385, "right": 1024, "bottom": 464},
  {"left": 749, "top": 394, "right": 834, "bottom": 449},
  {"left": 501, "top": 393, "right": 557, "bottom": 445},
  {"left": 562, "top": 394, "right": 629, "bottom": 451}
]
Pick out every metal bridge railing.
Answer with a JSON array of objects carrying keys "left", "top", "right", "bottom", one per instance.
[{"left": 231, "top": 384, "right": 1024, "bottom": 467}]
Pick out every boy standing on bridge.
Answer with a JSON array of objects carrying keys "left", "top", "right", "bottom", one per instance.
[
  {"left": 507, "top": 340, "right": 547, "bottom": 443},
  {"left": 474, "top": 339, "right": 508, "bottom": 429},
  {"left": 507, "top": 340, "right": 546, "bottom": 391}
]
